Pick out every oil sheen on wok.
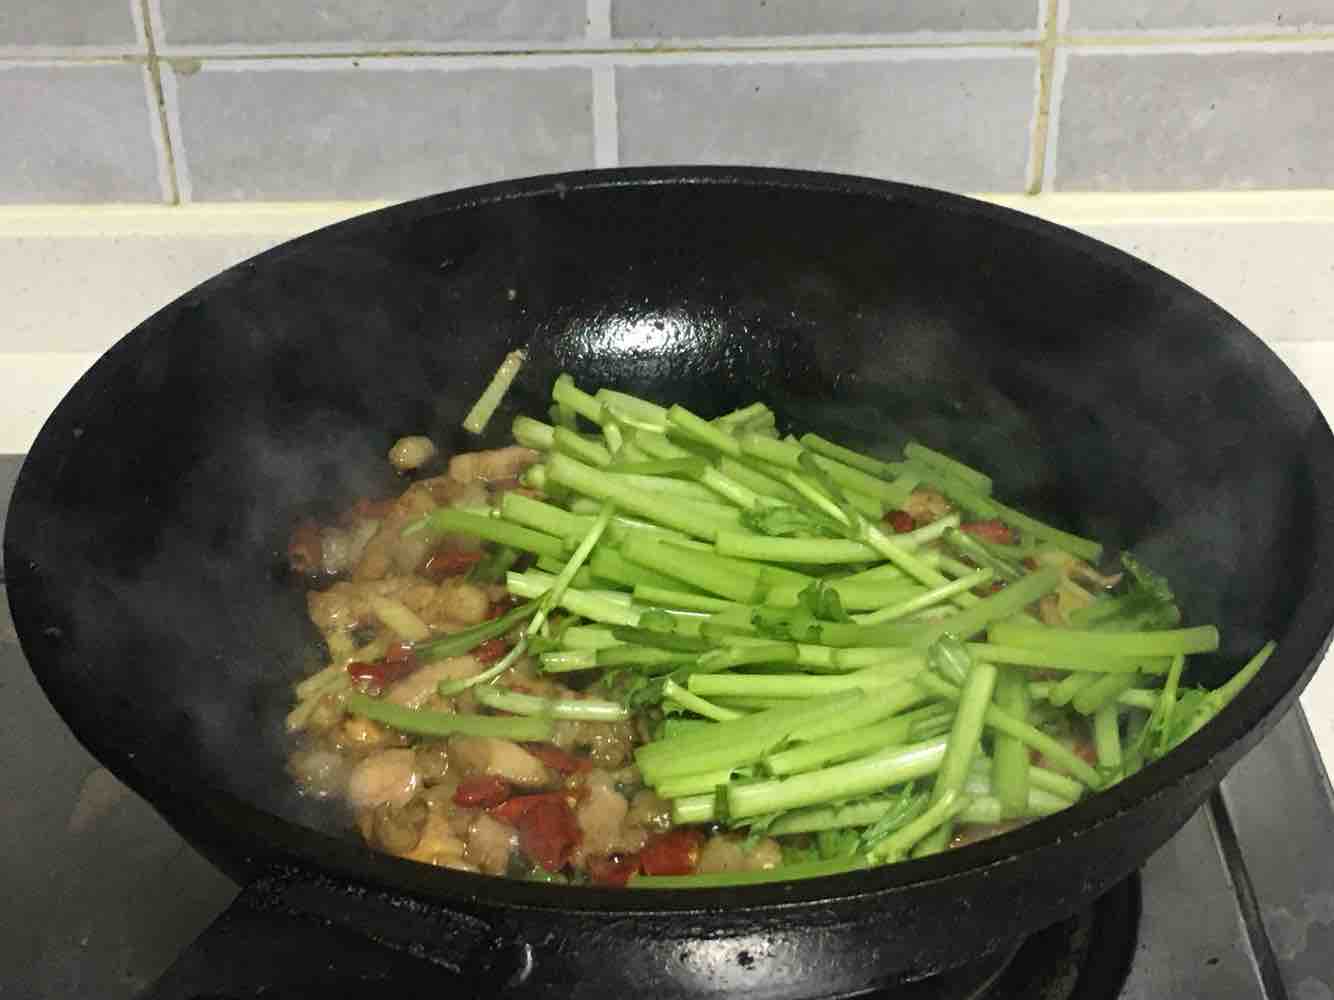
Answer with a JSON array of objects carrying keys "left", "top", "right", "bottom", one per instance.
[{"left": 283, "top": 374, "right": 1272, "bottom": 888}]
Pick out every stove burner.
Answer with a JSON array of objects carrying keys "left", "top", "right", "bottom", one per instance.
[{"left": 853, "top": 877, "right": 1140, "bottom": 1000}]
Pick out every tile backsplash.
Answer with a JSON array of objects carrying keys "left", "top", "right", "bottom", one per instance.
[{"left": 3, "top": 1, "right": 1334, "bottom": 202}]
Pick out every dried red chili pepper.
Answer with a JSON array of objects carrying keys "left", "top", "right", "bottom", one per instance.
[
  {"left": 421, "top": 547, "right": 485, "bottom": 581},
  {"left": 473, "top": 638, "right": 510, "bottom": 664},
  {"left": 452, "top": 775, "right": 513, "bottom": 809},
  {"left": 960, "top": 519, "right": 1015, "bottom": 545},
  {"left": 639, "top": 829, "right": 704, "bottom": 877},
  {"left": 523, "top": 743, "right": 592, "bottom": 774},
  {"left": 885, "top": 510, "right": 916, "bottom": 534}
]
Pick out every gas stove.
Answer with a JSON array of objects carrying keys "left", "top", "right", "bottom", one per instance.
[{"left": 2, "top": 451, "right": 1330, "bottom": 999}]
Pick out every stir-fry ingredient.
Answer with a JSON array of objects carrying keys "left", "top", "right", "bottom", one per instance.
[{"left": 285, "top": 375, "right": 1274, "bottom": 886}]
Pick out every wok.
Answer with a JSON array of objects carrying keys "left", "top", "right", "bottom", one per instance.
[{"left": 6, "top": 167, "right": 1334, "bottom": 998}]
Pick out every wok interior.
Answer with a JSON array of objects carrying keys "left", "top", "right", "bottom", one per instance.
[{"left": 10, "top": 177, "right": 1322, "bottom": 847}]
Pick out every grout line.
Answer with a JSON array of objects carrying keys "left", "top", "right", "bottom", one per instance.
[
  {"left": 1040, "top": 48, "right": 1069, "bottom": 194},
  {"left": 1024, "top": 0, "right": 1060, "bottom": 194},
  {"left": 592, "top": 65, "right": 619, "bottom": 168},
  {"left": 136, "top": 0, "right": 180, "bottom": 204},
  {"left": 586, "top": 0, "right": 612, "bottom": 42},
  {"left": 157, "top": 64, "right": 192, "bottom": 202}
]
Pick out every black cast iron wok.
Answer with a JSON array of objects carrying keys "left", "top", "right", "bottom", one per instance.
[{"left": 7, "top": 167, "right": 1334, "bottom": 999}]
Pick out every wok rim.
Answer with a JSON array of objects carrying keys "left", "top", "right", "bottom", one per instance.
[{"left": 7, "top": 164, "right": 1334, "bottom": 916}]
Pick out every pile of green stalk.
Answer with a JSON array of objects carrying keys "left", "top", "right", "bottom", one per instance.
[{"left": 357, "top": 374, "right": 1274, "bottom": 888}]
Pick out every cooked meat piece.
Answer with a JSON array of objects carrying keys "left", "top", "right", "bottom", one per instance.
[
  {"left": 449, "top": 446, "right": 539, "bottom": 485},
  {"left": 902, "top": 488, "right": 953, "bottom": 524},
  {"left": 389, "top": 435, "right": 438, "bottom": 473},
  {"left": 575, "top": 772, "right": 632, "bottom": 858},
  {"left": 402, "top": 811, "right": 473, "bottom": 869},
  {"left": 447, "top": 736, "right": 552, "bottom": 788},
  {"left": 626, "top": 789, "right": 673, "bottom": 834},
  {"left": 385, "top": 656, "right": 484, "bottom": 709},
  {"left": 466, "top": 813, "right": 520, "bottom": 875},
  {"left": 346, "top": 748, "right": 419, "bottom": 810},
  {"left": 696, "top": 833, "right": 783, "bottom": 874}
]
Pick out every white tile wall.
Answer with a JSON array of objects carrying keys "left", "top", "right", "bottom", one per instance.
[{"left": 5, "top": 3, "right": 1334, "bottom": 201}]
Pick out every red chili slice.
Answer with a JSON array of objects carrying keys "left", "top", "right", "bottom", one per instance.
[
  {"left": 523, "top": 743, "right": 592, "bottom": 774},
  {"left": 452, "top": 775, "right": 513, "bottom": 808},
  {"left": 473, "top": 638, "right": 510, "bottom": 664},
  {"left": 960, "top": 519, "right": 1015, "bottom": 545},
  {"left": 885, "top": 510, "right": 916, "bottom": 534},
  {"left": 587, "top": 854, "right": 640, "bottom": 888},
  {"left": 639, "top": 829, "right": 704, "bottom": 877},
  {"left": 346, "top": 647, "right": 419, "bottom": 689},
  {"left": 422, "top": 547, "right": 485, "bottom": 581},
  {"left": 488, "top": 794, "right": 581, "bottom": 872},
  {"left": 489, "top": 792, "right": 569, "bottom": 826}
]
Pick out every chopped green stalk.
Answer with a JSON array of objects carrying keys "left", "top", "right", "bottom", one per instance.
[
  {"left": 916, "top": 645, "right": 996, "bottom": 855},
  {"left": 689, "top": 662, "right": 924, "bottom": 700},
  {"left": 806, "top": 452, "right": 917, "bottom": 508},
  {"left": 631, "top": 855, "right": 867, "bottom": 889},
  {"left": 991, "top": 665, "right": 1031, "bottom": 820},
  {"left": 623, "top": 535, "right": 809, "bottom": 603},
  {"left": 462, "top": 349, "right": 525, "bottom": 434},
  {"left": 988, "top": 622, "right": 1220, "bottom": 659},
  {"left": 551, "top": 401, "right": 579, "bottom": 431},
  {"left": 968, "top": 643, "right": 1155, "bottom": 674},
  {"left": 588, "top": 548, "right": 684, "bottom": 591},
  {"left": 438, "top": 636, "right": 531, "bottom": 695},
  {"left": 903, "top": 442, "right": 994, "bottom": 495},
  {"left": 546, "top": 453, "right": 729, "bottom": 540},
  {"left": 943, "top": 528, "right": 1023, "bottom": 581},
  {"left": 552, "top": 426, "right": 613, "bottom": 468},
  {"left": 786, "top": 682, "right": 934, "bottom": 743},
  {"left": 717, "top": 457, "right": 804, "bottom": 504},
  {"left": 714, "top": 532, "right": 881, "bottom": 564},
  {"left": 866, "top": 790, "right": 970, "bottom": 863},
  {"left": 799, "top": 433, "right": 901, "bottom": 479},
  {"left": 602, "top": 419, "right": 626, "bottom": 455},
  {"left": 539, "top": 649, "right": 598, "bottom": 672},
  {"left": 911, "top": 567, "right": 1063, "bottom": 648},
  {"left": 1156, "top": 653, "right": 1187, "bottom": 751},
  {"left": 1028, "top": 763, "right": 1086, "bottom": 802},
  {"left": 1072, "top": 671, "right": 1146, "bottom": 716},
  {"left": 609, "top": 626, "right": 713, "bottom": 653},
  {"left": 726, "top": 738, "right": 949, "bottom": 820},
  {"left": 1094, "top": 704, "right": 1123, "bottom": 771},
  {"left": 632, "top": 586, "right": 740, "bottom": 613},
  {"left": 611, "top": 457, "right": 710, "bottom": 478},
  {"left": 598, "top": 647, "right": 697, "bottom": 671},
  {"left": 528, "top": 502, "right": 616, "bottom": 635},
  {"left": 667, "top": 403, "right": 743, "bottom": 457},
  {"left": 738, "top": 431, "right": 805, "bottom": 470},
  {"left": 656, "top": 767, "right": 745, "bottom": 799},
  {"left": 558, "top": 626, "right": 621, "bottom": 650},
  {"left": 634, "top": 691, "right": 862, "bottom": 784},
  {"left": 552, "top": 373, "right": 606, "bottom": 425},
  {"left": 506, "top": 571, "right": 642, "bottom": 627},
  {"left": 856, "top": 569, "right": 993, "bottom": 624},
  {"left": 1029, "top": 681, "right": 1159, "bottom": 713},
  {"left": 473, "top": 685, "right": 630, "bottom": 721},
  {"left": 605, "top": 471, "right": 719, "bottom": 503},
  {"left": 1049, "top": 671, "right": 1098, "bottom": 707},
  {"left": 712, "top": 401, "right": 771, "bottom": 430},
  {"left": 1181, "top": 640, "right": 1277, "bottom": 741},
  {"left": 595, "top": 388, "right": 668, "bottom": 429},
  {"left": 959, "top": 789, "right": 1072, "bottom": 825},
  {"left": 409, "top": 507, "right": 565, "bottom": 559},
  {"left": 763, "top": 714, "right": 915, "bottom": 776},
  {"left": 512, "top": 415, "right": 556, "bottom": 451},
  {"left": 343, "top": 692, "right": 553, "bottom": 741},
  {"left": 697, "top": 642, "right": 800, "bottom": 672},
  {"left": 916, "top": 672, "right": 1103, "bottom": 788},
  {"left": 671, "top": 794, "right": 716, "bottom": 825},
  {"left": 536, "top": 556, "right": 594, "bottom": 587},
  {"left": 661, "top": 679, "right": 743, "bottom": 722},
  {"left": 412, "top": 600, "right": 538, "bottom": 662}
]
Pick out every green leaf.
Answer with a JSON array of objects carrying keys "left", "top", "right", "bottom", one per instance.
[
  {"left": 927, "top": 635, "right": 972, "bottom": 685},
  {"left": 750, "top": 607, "right": 826, "bottom": 643},
  {"left": 741, "top": 504, "right": 831, "bottom": 538},
  {"left": 797, "top": 580, "right": 853, "bottom": 623},
  {"left": 859, "top": 784, "right": 928, "bottom": 854},
  {"left": 817, "top": 828, "right": 863, "bottom": 860}
]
